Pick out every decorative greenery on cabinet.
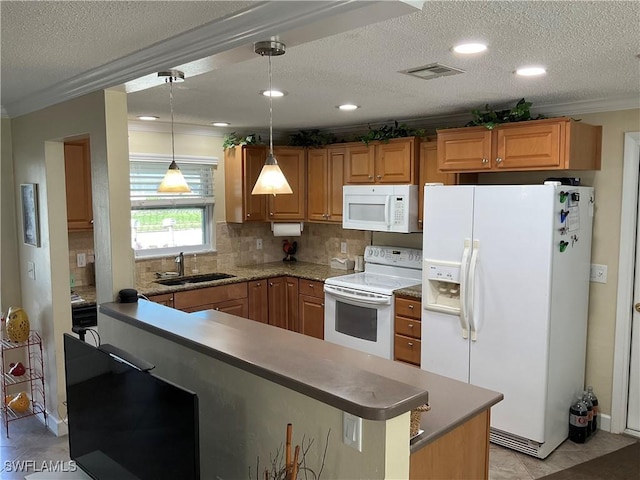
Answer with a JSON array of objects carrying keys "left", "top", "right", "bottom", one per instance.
[
  {"left": 222, "top": 132, "right": 263, "bottom": 150},
  {"left": 465, "top": 98, "right": 547, "bottom": 130}
]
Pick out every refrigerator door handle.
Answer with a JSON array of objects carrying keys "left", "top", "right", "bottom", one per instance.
[
  {"left": 459, "top": 239, "right": 471, "bottom": 339},
  {"left": 468, "top": 239, "right": 480, "bottom": 341}
]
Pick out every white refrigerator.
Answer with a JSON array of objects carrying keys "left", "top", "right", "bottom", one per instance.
[{"left": 421, "top": 183, "right": 594, "bottom": 458}]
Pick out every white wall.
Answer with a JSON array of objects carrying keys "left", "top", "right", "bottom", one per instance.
[
  {"left": 10, "top": 90, "right": 134, "bottom": 434},
  {"left": 1, "top": 118, "right": 21, "bottom": 312}
]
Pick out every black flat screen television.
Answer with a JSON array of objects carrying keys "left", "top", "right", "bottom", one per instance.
[{"left": 63, "top": 334, "right": 200, "bottom": 480}]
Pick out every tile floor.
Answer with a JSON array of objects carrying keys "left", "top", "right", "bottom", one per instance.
[{"left": 1, "top": 415, "right": 638, "bottom": 479}]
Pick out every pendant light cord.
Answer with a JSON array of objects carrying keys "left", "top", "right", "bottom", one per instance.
[
  {"left": 168, "top": 77, "right": 176, "bottom": 164},
  {"left": 268, "top": 53, "right": 274, "bottom": 155}
]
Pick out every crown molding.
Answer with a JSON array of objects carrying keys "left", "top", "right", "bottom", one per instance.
[{"left": 4, "top": 1, "right": 417, "bottom": 118}]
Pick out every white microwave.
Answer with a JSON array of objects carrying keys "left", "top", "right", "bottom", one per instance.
[{"left": 342, "top": 184, "right": 419, "bottom": 233}]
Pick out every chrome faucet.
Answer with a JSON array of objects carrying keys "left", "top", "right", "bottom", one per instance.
[{"left": 175, "top": 252, "right": 184, "bottom": 276}]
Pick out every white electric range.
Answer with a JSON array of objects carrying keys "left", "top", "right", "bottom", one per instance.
[{"left": 324, "top": 246, "right": 422, "bottom": 359}]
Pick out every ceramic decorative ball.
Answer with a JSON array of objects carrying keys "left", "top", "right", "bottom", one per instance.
[{"left": 6, "top": 307, "right": 30, "bottom": 342}]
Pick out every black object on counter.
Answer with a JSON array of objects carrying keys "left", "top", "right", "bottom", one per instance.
[{"left": 118, "top": 288, "right": 138, "bottom": 303}]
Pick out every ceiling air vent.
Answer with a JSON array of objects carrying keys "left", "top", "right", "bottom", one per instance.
[{"left": 399, "top": 63, "right": 465, "bottom": 80}]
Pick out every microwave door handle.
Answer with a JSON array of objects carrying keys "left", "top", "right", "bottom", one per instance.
[
  {"left": 324, "top": 285, "right": 391, "bottom": 305},
  {"left": 385, "top": 196, "right": 391, "bottom": 228}
]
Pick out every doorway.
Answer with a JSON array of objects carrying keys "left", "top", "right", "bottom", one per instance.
[{"left": 612, "top": 131, "right": 640, "bottom": 437}]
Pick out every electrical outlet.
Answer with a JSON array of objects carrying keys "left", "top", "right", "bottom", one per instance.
[
  {"left": 77, "top": 253, "right": 86, "bottom": 268},
  {"left": 590, "top": 264, "right": 608, "bottom": 284},
  {"left": 341, "top": 241, "right": 347, "bottom": 254},
  {"left": 256, "top": 238, "right": 263, "bottom": 250},
  {"left": 343, "top": 412, "right": 362, "bottom": 451}
]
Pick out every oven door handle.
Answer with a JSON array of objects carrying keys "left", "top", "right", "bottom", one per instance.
[{"left": 324, "top": 285, "right": 391, "bottom": 305}]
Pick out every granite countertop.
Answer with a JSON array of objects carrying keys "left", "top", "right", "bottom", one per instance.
[
  {"left": 100, "top": 300, "right": 502, "bottom": 450},
  {"left": 76, "top": 261, "right": 423, "bottom": 306},
  {"left": 137, "top": 261, "right": 352, "bottom": 297},
  {"left": 394, "top": 284, "right": 422, "bottom": 299}
]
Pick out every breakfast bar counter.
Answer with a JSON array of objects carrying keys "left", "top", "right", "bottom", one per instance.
[{"left": 99, "top": 299, "right": 501, "bottom": 479}]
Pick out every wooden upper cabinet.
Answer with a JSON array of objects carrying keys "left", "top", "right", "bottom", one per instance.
[
  {"left": 269, "top": 147, "right": 306, "bottom": 221},
  {"left": 437, "top": 118, "right": 602, "bottom": 173},
  {"left": 306, "top": 146, "right": 344, "bottom": 223},
  {"left": 64, "top": 139, "right": 93, "bottom": 231},
  {"left": 224, "top": 145, "right": 268, "bottom": 223},
  {"left": 344, "top": 142, "right": 375, "bottom": 183},
  {"left": 345, "top": 137, "right": 419, "bottom": 184}
]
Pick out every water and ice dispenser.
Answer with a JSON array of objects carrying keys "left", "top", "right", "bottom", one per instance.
[{"left": 423, "top": 260, "right": 462, "bottom": 314}]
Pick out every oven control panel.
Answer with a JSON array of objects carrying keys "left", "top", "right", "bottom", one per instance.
[{"left": 364, "top": 246, "right": 422, "bottom": 268}]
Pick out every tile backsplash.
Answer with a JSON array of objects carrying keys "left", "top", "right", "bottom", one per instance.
[
  {"left": 134, "top": 222, "right": 372, "bottom": 278},
  {"left": 68, "top": 230, "right": 95, "bottom": 287}
]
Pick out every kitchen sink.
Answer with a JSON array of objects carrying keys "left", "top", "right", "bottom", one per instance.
[{"left": 155, "top": 273, "right": 236, "bottom": 286}]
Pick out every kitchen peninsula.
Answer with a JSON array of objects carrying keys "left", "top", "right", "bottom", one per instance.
[{"left": 99, "top": 299, "right": 502, "bottom": 479}]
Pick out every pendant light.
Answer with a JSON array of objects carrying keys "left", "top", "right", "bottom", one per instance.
[
  {"left": 157, "top": 70, "right": 191, "bottom": 193},
  {"left": 251, "top": 41, "right": 293, "bottom": 196}
]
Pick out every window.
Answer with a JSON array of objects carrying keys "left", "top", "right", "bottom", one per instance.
[{"left": 130, "top": 154, "right": 217, "bottom": 257}]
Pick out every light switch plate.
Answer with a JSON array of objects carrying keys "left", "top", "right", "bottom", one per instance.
[
  {"left": 77, "top": 253, "right": 87, "bottom": 268},
  {"left": 343, "top": 412, "right": 362, "bottom": 451},
  {"left": 27, "top": 261, "right": 36, "bottom": 280},
  {"left": 256, "top": 238, "right": 263, "bottom": 250},
  {"left": 341, "top": 242, "right": 347, "bottom": 254},
  {"left": 590, "top": 264, "right": 607, "bottom": 284}
]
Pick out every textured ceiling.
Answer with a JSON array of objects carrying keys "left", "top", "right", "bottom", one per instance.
[{"left": 2, "top": 1, "right": 639, "bottom": 134}]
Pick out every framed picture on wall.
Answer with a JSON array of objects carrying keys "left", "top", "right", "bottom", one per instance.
[{"left": 21, "top": 183, "right": 40, "bottom": 247}]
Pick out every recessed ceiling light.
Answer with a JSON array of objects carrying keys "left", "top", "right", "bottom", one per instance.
[
  {"left": 337, "top": 104, "right": 359, "bottom": 111},
  {"left": 453, "top": 43, "right": 487, "bottom": 54},
  {"left": 137, "top": 115, "right": 159, "bottom": 121},
  {"left": 516, "top": 66, "right": 547, "bottom": 76},
  {"left": 259, "top": 89, "right": 286, "bottom": 97},
  {"left": 211, "top": 122, "right": 230, "bottom": 127}
]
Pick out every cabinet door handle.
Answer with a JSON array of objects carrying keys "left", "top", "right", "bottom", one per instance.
[
  {"left": 321, "top": 303, "right": 325, "bottom": 307},
  {"left": 407, "top": 342, "right": 414, "bottom": 347},
  {"left": 408, "top": 324, "right": 414, "bottom": 328},
  {"left": 256, "top": 282, "right": 261, "bottom": 287},
  {"left": 270, "top": 212, "right": 274, "bottom": 216},
  {"left": 482, "top": 158, "right": 489, "bottom": 164},
  {"left": 376, "top": 175, "right": 382, "bottom": 179},
  {"left": 269, "top": 282, "right": 274, "bottom": 286},
  {"left": 215, "top": 307, "right": 220, "bottom": 311},
  {"left": 496, "top": 157, "right": 503, "bottom": 164},
  {"left": 309, "top": 284, "right": 314, "bottom": 288},
  {"left": 368, "top": 175, "right": 373, "bottom": 179}
]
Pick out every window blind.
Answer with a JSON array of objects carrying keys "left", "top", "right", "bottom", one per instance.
[{"left": 130, "top": 160, "right": 215, "bottom": 207}]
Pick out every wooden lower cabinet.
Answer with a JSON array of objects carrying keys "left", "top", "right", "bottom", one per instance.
[
  {"left": 410, "top": 409, "right": 490, "bottom": 480},
  {"left": 394, "top": 295, "right": 422, "bottom": 367},
  {"left": 173, "top": 282, "right": 248, "bottom": 313},
  {"left": 268, "top": 276, "right": 299, "bottom": 330},
  {"left": 247, "top": 279, "right": 268, "bottom": 324},
  {"left": 298, "top": 280, "right": 325, "bottom": 339},
  {"left": 147, "top": 293, "right": 174, "bottom": 308}
]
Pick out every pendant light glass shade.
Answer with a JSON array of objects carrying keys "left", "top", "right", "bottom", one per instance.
[
  {"left": 158, "top": 160, "right": 190, "bottom": 192},
  {"left": 251, "top": 41, "right": 292, "bottom": 196},
  {"left": 157, "top": 70, "right": 191, "bottom": 193}
]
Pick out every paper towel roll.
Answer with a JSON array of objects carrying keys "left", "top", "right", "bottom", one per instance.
[{"left": 272, "top": 222, "right": 302, "bottom": 237}]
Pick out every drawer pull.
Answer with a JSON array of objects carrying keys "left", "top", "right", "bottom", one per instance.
[
  {"left": 407, "top": 342, "right": 414, "bottom": 347},
  {"left": 309, "top": 284, "right": 314, "bottom": 288},
  {"left": 269, "top": 282, "right": 274, "bottom": 286},
  {"left": 408, "top": 324, "right": 414, "bottom": 328},
  {"left": 408, "top": 304, "right": 414, "bottom": 309},
  {"left": 256, "top": 283, "right": 261, "bottom": 287}
]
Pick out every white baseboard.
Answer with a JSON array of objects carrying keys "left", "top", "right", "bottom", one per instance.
[
  {"left": 36, "top": 411, "right": 68, "bottom": 437},
  {"left": 600, "top": 413, "right": 611, "bottom": 433}
]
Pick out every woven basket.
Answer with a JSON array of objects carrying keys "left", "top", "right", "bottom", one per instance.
[{"left": 410, "top": 403, "right": 431, "bottom": 437}]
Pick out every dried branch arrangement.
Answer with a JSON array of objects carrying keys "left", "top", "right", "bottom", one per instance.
[{"left": 251, "top": 423, "right": 330, "bottom": 480}]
